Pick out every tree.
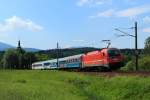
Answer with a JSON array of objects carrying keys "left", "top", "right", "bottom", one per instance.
[
  {"left": 35, "top": 53, "right": 49, "bottom": 61},
  {"left": 23, "top": 52, "right": 37, "bottom": 69},
  {"left": 144, "top": 36, "right": 150, "bottom": 54},
  {"left": 2, "top": 48, "right": 37, "bottom": 69},
  {"left": 2, "top": 49, "right": 19, "bottom": 69}
]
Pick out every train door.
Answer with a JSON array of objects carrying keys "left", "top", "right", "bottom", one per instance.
[{"left": 102, "top": 50, "right": 109, "bottom": 67}]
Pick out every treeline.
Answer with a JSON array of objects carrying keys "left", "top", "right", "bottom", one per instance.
[
  {"left": 0, "top": 48, "right": 49, "bottom": 69},
  {"left": 38, "top": 47, "right": 100, "bottom": 58}
]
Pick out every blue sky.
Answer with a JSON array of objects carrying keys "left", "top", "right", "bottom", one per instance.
[{"left": 0, "top": 0, "right": 149, "bottom": 49}]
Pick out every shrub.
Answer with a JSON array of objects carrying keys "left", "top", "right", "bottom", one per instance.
[{"left": 121, "top": 56, "right": 150, "bottom": 71}]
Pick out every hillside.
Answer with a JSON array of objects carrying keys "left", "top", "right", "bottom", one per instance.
[
  {"left": 38, "top": 47, "right": 100, "bottom": 59},
  {"left": 37, "top": 47, "right": 144, "bottom": 59},
  {"left": 0, "top": 42, "right": 41, "bottom": 52},
  {"left": 0, "top": 70, "right": 150, "bottom": 100},
  {"left": 0, "top": 42, "right": 14, "bottom": 51}
]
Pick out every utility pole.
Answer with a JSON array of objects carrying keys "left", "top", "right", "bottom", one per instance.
[
  {"left": 135, "top": 22, "right": 138, "bottom": 70},
  {"left": 56, "top": 42, "right": 59, "bottom": 67},
  {"left": 115, "top": 22, "right": 138, "bottom": 71}
]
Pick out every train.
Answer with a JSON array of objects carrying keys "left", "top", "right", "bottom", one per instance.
[{"left": 32, "top": 48, "right": 124, "bottom": 70}]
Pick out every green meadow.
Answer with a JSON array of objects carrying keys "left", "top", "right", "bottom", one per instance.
[{"left": 0, "top": 70, "right": 150, "bottom": 100}]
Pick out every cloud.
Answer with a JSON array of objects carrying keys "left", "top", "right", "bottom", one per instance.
[
  {"left": 0, "top": 16, "right": 43, "bottom": 33},
  {"left": 143, "top": 16, "right": 150, "bottom": 22},
  {"left": 123, "top": 0, "right": 139, "bottom": 4},
  {"left": 90, "top": 5, "right": 150, "bottom": 18},
  {"left": 116, "top": 6, "right": 150, "bottom": 17},
  {"left": 90, "top": 9, "right": 115, "bottom": 18},
  {"left": 72, "top": 39, "right": 85, "bottom": 42},
  {"left": 143, "top": 27, "right": 150, "bottom": 33},
  {"left": 77, "top": 0, "right": 111, "bottom": 7},
  {"left": 77, "top": 0, "right": 90, "bottom": 6}
]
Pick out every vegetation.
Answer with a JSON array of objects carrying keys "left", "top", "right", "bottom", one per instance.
[
  {"left": 1, "top": 49, "right": 37, "bottom": 69},
  {"left": 0, "top": 70, "right": 150, "bottom": 100},
  {"left": 121, "top": 36, "right": 150, "bottom": 71},
  {"left": 121, "top": 56, "right": 150, "bottom": 71},
  {"left": 144, "top": 36, "right": 150, "bottom": 54}
]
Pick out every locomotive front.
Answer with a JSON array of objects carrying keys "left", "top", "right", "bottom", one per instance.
[{"left": 106, "top": 48, "right": 124, "bottom": 69}]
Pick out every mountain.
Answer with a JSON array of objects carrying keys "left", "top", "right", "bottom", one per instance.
[
  {"left": 0, "top": 42, "right": 41, "bottom": 52},
  {"left": 0, "top": 42, "right": 14, "bottom": 51},
  {"left": 24, "top": 48, "right": 41, "bottom": 52}
]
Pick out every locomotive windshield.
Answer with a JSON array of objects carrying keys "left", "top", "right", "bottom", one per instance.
[{"left": 107, "top": 49, "right": 120, "bottom": 57}]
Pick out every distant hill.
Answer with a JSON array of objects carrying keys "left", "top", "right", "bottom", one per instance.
[
  {"left": 24, "top": 48, "right": 41, "bottom": 52},
  {"left": 0, "top": 42, "right": 41, "bottom": 52},
  {"left": 37, "top": 47, "right": 144, "bottom": 59},
  {"left": 38, "top": 47, "right": 100, "bottom": 59},
  {"left": 0, "top": 42, "right": 14, "bottom": 51}
]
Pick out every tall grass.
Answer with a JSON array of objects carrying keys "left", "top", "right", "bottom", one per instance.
[{"left": 0, "top": 70, "right": 150, "bottom": 100}]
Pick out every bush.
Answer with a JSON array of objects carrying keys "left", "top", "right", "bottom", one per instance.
[{"left": 121, "top": 56, "right": 150, "bottom": 71}]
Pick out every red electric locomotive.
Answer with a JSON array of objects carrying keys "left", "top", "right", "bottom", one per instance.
[{"left": 82, "top": 48, "right": 124, "bottom": 70}]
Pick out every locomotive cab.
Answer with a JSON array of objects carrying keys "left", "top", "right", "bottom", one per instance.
[{"left": 106, "top": 48, "right": 124, "bottom": 69}]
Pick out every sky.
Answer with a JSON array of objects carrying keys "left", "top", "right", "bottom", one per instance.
[{"left": 0, "top": 0, "right": 150, "bottom": 49}]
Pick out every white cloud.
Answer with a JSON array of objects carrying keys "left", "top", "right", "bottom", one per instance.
[
  {"left": 90, "top": 5, "right": 150, "bottom": 18},
  {"left": 143, "top": 16, "right": 150, "bottom": 22},
  {"left": 116, "top": 6, "right": 150, "bottom": 17},
  {"left": 123, "top": 0, "right": 139, "bottom": 4},
  {"left": 77, "top": 0, "right": 90, "bottom": 6},
  {"left": 77, "top": 0, "right": 111, "bottom": 7},
  {"left": 90, "top": 9, "right": 115, "bottom": 18},
  {"left": 73, "top": 39, "right": 85, "bottom": 42},
  {"left": 143, "top": 27, "right": 150, "bottom": 33},
  {"left": 0, "top": 16, "right": 43, "bottom": 33}
]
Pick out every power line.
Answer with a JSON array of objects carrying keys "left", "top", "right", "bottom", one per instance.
[{"left": 115, "top": 22, "right": 138, "bottom": 71}]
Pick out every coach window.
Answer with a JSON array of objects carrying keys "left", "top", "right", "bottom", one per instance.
[{"left": 76, "top": 59, "right": 78, "bottom": 62}]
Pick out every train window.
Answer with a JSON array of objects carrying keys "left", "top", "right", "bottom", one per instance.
[
  {"left": 108, "top": 49, "right": 120, "bottom": 57},
  {"left": 44, "top": 63, "right": 50, "bottom": 66},
  {"left": 75, "top": 59, "right": 77, "bottom": 62},
  {"left": 76, "top": 59, "right": 79, "bottom": 62},
  {"left": 33, "top": 64, "right": 42, "bottom": 67}
]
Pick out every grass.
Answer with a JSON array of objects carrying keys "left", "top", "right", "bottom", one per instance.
[{"left": 0, "top": 70, "right": 150, "bottom": 100}]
